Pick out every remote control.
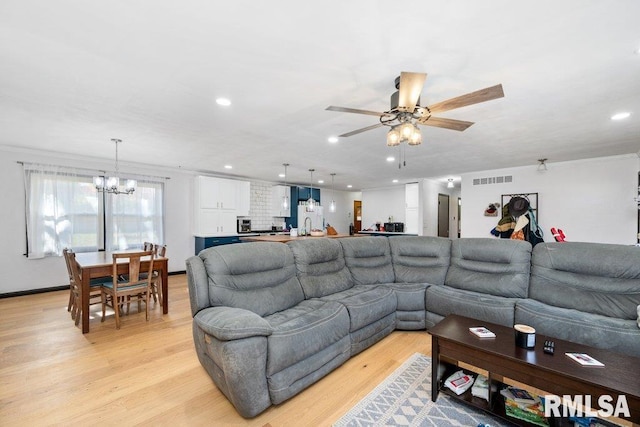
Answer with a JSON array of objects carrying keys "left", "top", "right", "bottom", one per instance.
[{"left": 543, "top": 340, "right": 555, "bottom": 355}]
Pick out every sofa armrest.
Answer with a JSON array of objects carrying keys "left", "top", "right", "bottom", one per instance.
[
  {"left": 194, "top": 306, "right": 273, "bottom": 341},
  {"left": 186, "top": 255, "right": 210, "bottom": 317}
]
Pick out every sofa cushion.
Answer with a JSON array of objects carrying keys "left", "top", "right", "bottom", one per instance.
[
  {"left": 530, "top": 242, "right": 640, "bottom": 320},
  {"left": 319, "top": 285, "right": 397, "bottom": 332},
  {"left": 287, "top": 239, "right": 353, "bottom": 298},
  {"left": 340, "top": 236, "right": 395, "bottom": 285},
  {"left": 516, "top": 299, "right": 640, "bottom": 357},
  {"left": 200, "top": 242, "right": 304, "bottom": 317},
  {"left": 264, "top": 299, "right": 350, "bottom": 376},
  {"left": 426, "top": 285, "right": 516, "bottom": 327},
  {"left": 389, "top": 236, "right": 451, "bottom": 285},
  {"left": 445, "top": 238, "right": 531, "bottom": 298}
]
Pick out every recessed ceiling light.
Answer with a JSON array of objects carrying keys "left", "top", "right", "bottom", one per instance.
[
  {"left": 392, "top": 179, "right": 399, "bottom": 183},
  {"left": 386, "top": 156, "right": 395, "bottom": 162},
  {"left": 347, "top": 184, "right": 353, "bottom": 188},
  {"left": 328, "top": 136, "right": 339, "bottom": 143},
  {"left": 611, "top": 112, "right": 631, "bottom": 121},
  {"left": 318, "top": 180, "right": 324, "bottom": 184},
  {"left": 216, "top": 98, "right": 231, "bottom": 106},
  {"left": 278, "top": 173, "right": 285, "bottom": 178},
  {"left": 224, "top": 165, "right": 233, "bottom": 169}
]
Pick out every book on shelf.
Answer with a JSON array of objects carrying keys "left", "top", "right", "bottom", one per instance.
[
  {"left": 500, "top": 386, "right": 537, "bottom": 404},
  {"left": 565, "top": 352, "right": 605, "bottom": 367},
  {"left": 468, "top": 326, "right": 496, "bottom": 338},
  {"left": 444, "top": 370, "right": 474, "bottom": 395},
  {"left": 501, "top": 387, "right": 548, "bottom": 426},
  {"left": 504, "top": 400, "right": 549, "bottom": 427}
]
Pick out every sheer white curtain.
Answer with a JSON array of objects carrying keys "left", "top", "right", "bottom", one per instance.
[
  {"left": 105, "top": 178, "right": 165, "bottom": 251},
  {"left": 23, "top": 164, "right": 100, "bottom": 258}
]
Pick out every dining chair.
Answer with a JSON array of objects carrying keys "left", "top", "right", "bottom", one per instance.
[
  {"left": 101, "top": 250, "right": 155, "bottom": 329},
  {"left": 149, "top": 244, "right": 167, "bottom": 306},
  {"left": 63, "top": 248, "right": 107, "bottom": 326}
]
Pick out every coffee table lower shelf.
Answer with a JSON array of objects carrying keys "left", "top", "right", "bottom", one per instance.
[{"left": 438, "top": 362, "right": 560, "bottom": 427}]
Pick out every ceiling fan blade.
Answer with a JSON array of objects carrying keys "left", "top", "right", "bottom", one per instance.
[
  {"left": 326, "top": 106, "right": 385, "bottom": 117},
  {"left": 397, "top": 72, "right": 427, "bottom": 112},
  {"left": 339, "top": 123, "right": 385, "bottom": 137},
  {"left": 419, "top": 116, "right": 474, "bottom": 131},
  {"left": 427, "top": 84, "right": 504, "bottom": 114}
]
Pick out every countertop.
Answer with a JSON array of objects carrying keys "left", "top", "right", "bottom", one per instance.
[{"left": 240, "top": 233, "right": 352, "bottom": 243}]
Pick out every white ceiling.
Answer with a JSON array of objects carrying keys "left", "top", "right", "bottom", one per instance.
[{"left": 1, "top": 1, "right": 639, "bottom": 190}]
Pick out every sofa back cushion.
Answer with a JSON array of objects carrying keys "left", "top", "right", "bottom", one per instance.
[
  {"left": 530, "top": 242, "right": 640, "bottom": 320},
  {"left": 340, "top": 236, "right": 394, "bottom": 285},
  {"left": 287, "top": 238, "right": 353, "bottom": 298},
  {"left": 389, "top": 236, "right": 451, "bottom": 285},
  {"left": 445, "top": 238, "right": 531, "bottom": 298},
  {"left": 200, "top": 242, "right": 304, "bottom": 317}
]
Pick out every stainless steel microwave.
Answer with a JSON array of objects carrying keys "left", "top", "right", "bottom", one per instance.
[{"left": 237, "top": 219, "right": 252, "bottom": 233}]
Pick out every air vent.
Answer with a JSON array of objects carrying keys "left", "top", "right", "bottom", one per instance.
[{"left": 472, "top": 175, "right": 513, "bottom": 186}]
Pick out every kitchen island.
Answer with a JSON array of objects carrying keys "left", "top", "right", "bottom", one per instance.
[{"left": 240, "top": 233, "right": 351, "bottom": 243}]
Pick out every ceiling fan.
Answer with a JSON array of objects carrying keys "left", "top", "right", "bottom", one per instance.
[{"left": 326, "top": 72, "right": 504, "bottom": 147}]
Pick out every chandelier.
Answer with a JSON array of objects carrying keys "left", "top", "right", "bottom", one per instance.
[
  {"left": 306, "top": 169, "right": 316, "bottom": 212},
  {"left": 93, "top": 139, "right": 136, "bottom": 195},
  {"left": 281, "top": 163, "right": 290, "bottom": 210},
  {"left": 384, "top": 111, "right": 423, "bottom": 147}
]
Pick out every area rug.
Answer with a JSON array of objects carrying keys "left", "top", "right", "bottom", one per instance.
[{"left": 333, "top": 353, "right": 511, "bottom": 427}]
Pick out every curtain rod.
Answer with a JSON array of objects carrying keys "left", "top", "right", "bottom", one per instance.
[{"left": 16, "top": 161, "right": 171, "bottom": 180}]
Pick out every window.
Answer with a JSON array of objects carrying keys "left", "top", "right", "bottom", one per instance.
[{"left": 24, "top": 164, "right": 165, "bottom": 258}]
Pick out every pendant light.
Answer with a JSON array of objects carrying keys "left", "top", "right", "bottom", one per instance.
[
  {"left": 329, "top": 173, "right": 336, "bottom": 213},
  {"left": 306, "top": 168, "right": 316, "bottom": 212},
  {"left": 282, "top": 163, "right": 290, "bottom": 210}
]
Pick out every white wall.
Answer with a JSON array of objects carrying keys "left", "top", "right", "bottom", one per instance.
[
  {"left": 0, "top": 146, "right": 194, "bottom": 294},
  {"left": 321, "top": 189, "right": 361, "bottom": 235},
  {"left": 460, "top": 154, "right": 639, "bottom": 244},
  {"left": 361, "top": 186, "right": 406, "bottom": 231}
]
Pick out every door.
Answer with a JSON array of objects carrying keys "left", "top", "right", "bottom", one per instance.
[
  {"left": 353, "top": 200, "right": 362, "bottom": 232},
  {"left": 438, "top": 193, "right": 449, "bottom": 237}
]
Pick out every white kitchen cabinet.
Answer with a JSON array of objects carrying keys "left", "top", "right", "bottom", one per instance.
[
  {"left": 237, "top": 180, "right": 251, "bottom": 217},
  {"left": 195, "top": 176, "right": 248, "bottom": 235},
  {"left": 271, "top": 185, "right": 291, "bottom": 217}
]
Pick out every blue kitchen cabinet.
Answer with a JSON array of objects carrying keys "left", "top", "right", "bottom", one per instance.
[{"left": 195, "top": 236, "right": 243, "bottom": 255}]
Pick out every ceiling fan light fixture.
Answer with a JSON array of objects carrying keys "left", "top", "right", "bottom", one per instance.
[
  {"left": 398, "top": 122, "right": 415, "bottom": 140},
  {"left": 407, "top": 125, "right": 422, "bottom": 145},
  {"left": 386, "top": 127, "right": 401, "bottom": 146}
]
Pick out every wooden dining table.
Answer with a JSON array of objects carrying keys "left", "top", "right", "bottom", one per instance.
[{"left": 74, "top": 251, "right": 169, "bottom": 333}]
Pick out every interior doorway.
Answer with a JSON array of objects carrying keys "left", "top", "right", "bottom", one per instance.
[
  {"left": 353, "top": 200, "right": 362, "bottom": 233},
  {"left": 438, "top": 193, "right": 450, "bottom": 238}
]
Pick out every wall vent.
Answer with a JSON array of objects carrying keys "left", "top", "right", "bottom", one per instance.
[{"left": 472, "top": 175, "right": 513, "bottom": 186}]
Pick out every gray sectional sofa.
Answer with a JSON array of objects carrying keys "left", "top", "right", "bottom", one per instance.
[{"left": 185, "top": 236, "right": 640, "bottom": 418}]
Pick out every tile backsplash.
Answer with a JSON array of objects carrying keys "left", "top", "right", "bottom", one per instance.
[{"left": 239, "top": 181, "right": 288, "bottom": 231}]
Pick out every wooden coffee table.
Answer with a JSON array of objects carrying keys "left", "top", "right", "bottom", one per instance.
[{"left": 429, "top": 314, "right": 640, "bottom": 425}]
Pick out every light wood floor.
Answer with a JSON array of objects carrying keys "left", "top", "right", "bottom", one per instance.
[{"left": 0, "top": 274, "right": 432, "bottom": 426}]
